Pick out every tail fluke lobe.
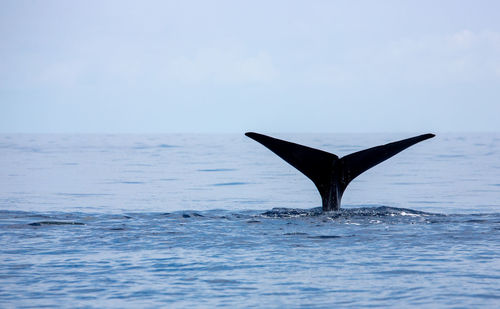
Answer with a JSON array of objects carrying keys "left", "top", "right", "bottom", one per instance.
[
  {"left": 338, "top": 133, "right": 435, "bottom": 193},
  {"left": 245, "top": 132, "right": 338, "bottom": 192},
  {"left": 245, "top": 132, "right": 435, "bottom": 211}
]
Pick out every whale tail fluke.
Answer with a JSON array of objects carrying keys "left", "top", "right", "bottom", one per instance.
[{"left": 245, "top": 132, "right": 435, "bottom": 211}]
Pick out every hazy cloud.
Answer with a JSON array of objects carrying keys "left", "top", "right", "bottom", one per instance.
[
  {"left": 301, "top": 30, "right": 500, "bottom": 86},
  {"left": 165, "top": 49, "right": 278, "bottom": 84}
]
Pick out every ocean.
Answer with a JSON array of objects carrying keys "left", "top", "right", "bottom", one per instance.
[{"left": 1, "top": 133, "right": 499, "bottom": 308}]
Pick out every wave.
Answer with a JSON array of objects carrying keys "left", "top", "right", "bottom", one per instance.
[
  {"left": 1, "top": 207, "right": 499, "bottom": 228},
  {"left": 260, "top": 206, "right": 437, "bottom": 219}
]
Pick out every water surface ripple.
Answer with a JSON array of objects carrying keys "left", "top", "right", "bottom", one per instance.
[
  {"left": 1, "top": 133, "right": 499, "bottom": 307},
  {"left": 1, "top": 208, "right": 499, "bottom": 308}
]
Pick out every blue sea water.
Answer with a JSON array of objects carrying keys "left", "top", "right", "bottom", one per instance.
[{"left": 0, "top": 133, "right": 499, "bottom": 308}]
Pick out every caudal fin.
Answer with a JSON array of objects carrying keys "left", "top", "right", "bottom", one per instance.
[{"left": 245, "top": 132, "right": 435, "bottom": 211}]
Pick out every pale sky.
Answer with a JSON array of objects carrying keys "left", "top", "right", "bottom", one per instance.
[{"left": 1, "top": 0, "right": 499, "bottom": 133}]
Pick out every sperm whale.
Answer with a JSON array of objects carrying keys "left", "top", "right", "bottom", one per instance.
[{"left": 245, "top": 132, "right": 435, "bottom": 211}]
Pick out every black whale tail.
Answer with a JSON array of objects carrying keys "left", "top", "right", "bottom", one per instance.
[{"left": 245, "top": 132, "right": 435, "bottom": 211}]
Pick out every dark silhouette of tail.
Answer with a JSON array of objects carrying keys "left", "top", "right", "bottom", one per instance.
[{"left": 245, "top": 132, "right": 435, "bottom": 211}]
